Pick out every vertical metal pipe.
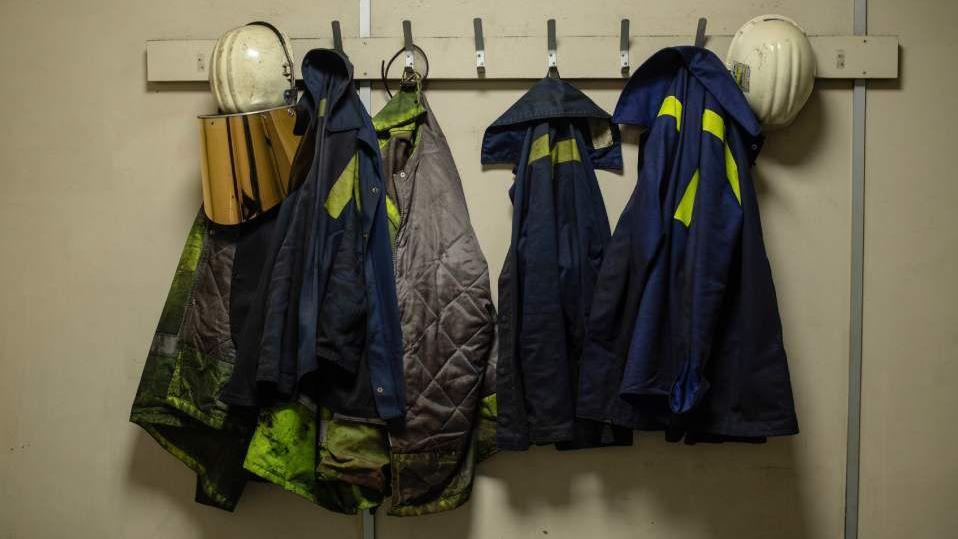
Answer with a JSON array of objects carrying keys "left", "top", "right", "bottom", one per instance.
[
  {"left": 845, "top": 0, "right": 867, "bottom": 538},
  {"left": 362, "top": 509, "right": 376, "bottom": 539},
  {"left": 358, "top": 0, "right": 372, "bottom": 112}
]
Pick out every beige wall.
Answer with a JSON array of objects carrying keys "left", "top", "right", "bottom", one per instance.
[
  {"left": 0, "top": 1, "right": 947, "bottom": 538},
  {"left": 859, "top": 1, "right": 958, "bottom": 538}
]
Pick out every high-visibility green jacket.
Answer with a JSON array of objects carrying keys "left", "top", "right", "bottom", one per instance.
[{"left": 130, "top": 60, "right": 497, "bottom": 517}]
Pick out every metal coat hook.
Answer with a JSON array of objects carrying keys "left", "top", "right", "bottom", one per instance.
[
  {"left": 547, "top": 19, "right": 559, "bottom": 78},
  {"left": 619, "top": 19, "right": 630, "bottom": 75},
  {"left": 473, "top": 18, "right": 485, "bottom": 75},
  {"left": 694, "top": 17, "right": 708, "bottom": 48},
  {"left": 402, "top": 20, "right": 415, "bottom": 71},
  {"left": 331, "top": 20, "right": 344, "bottom": 54},
  {"left": 380, "top": 20, "right": 429, "bottom": 98}
]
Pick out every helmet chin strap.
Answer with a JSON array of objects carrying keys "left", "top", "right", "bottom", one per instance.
[{"left": 247, "top": 21, "right": 297, "bottom": 106}]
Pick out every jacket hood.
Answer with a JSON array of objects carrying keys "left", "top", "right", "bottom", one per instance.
[
  {"left": 295, "top": 49, "right": 367, "bottom": 135},
  {"left": 613, "top": 46, "right": 761, "bottom": 138},
  {"left": 481, "top": 77, "right": 621, "bottom": 168},
  {"left": 488, "top": 76, "right": 611, "bottom": 128}
]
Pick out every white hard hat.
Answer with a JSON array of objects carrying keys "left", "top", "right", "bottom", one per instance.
[
  {"left": 210, "top": 22, "right": 296, "bottom": 114},
  {"left": 725, "top": 15, "right": 816, "bottom": 130}
]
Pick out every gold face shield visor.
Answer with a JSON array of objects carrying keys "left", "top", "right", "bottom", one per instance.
[{"left": 198, "top": 106, "right": 301, "bottom": 225}]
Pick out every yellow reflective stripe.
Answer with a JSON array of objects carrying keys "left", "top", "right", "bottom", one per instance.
[
  {"left": 325, "top": 153, "right": 359, "bottom": 218},
  {"left": 724, "top": 144, "right": 741, "bottom": 204},
  {"left": 702, "top": 109, "right": 725, "bottom": 141},
  {"left": 528, "top": 133, "right": 551, "bottom": 163},
  {"left": 527, "top": 134, "right": 581, "bottom": 165},
  {"left": 658, "top": 95, "right": 683, "bottom": 131},
  {"left": 318, "top": 98, "right": 328, "bottom": 118},
  {"left": 673, "top": 169, "right": 700, "bottom": 227},
  {"left": 701, "top": 108, "right": 742, "bottom": 205},
  {"left": 552, "top": 138, "right": 581, "bottom": 164}
]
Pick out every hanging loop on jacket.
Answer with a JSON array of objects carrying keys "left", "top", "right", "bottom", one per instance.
[{"left": 380, "top": 43, "right": 430, "bottom": 98}]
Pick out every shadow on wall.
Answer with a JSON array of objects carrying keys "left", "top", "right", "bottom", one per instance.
[
  {"left": 751, "top": 81, "right": 831, "bottom": 220},
  {"left": 128, "top": 426, "right": 809, "bottom": 539},
  {"left": 756, "top": 80, "right": 831, "bottom": 169},
  {"left": 126, "top": 431, "right": 360, "bottom": 538},
  {"left": 381, "top": 436, "right": 811, "bottom": 539}
]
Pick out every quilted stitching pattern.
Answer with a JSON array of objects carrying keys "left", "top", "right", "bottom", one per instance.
[
  {"left": 375, "top": 98, "right": 496, "bottom": 512},
  {"left": 387, "top": 117, "right": 497, "bottom": 455},
  {"left": 182, "top": 232, "right": 236, "bottom": 365},
  {"left": 394, "top": 224, "right": 493, "bottom": 451}
]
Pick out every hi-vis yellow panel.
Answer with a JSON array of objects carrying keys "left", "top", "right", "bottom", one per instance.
[
  {"left": 674, "top": 169, "right": 700, "bottom": 227},
  {"left": 658, "top": 96, "right": 683, "bottom": 131},
  {"left": 701, "top": 108, "right": 742, "bottom": 205},
  {"left": 527, "top": 134, "right": 581, "bottom": 165},
  {"left": 702, "top": 109, "right": 725, "bottom": 141},
  {"left": 325, "top": 153, "right": 360, "bottom": 218}
]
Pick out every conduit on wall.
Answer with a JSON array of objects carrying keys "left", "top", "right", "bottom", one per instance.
[{"left": 845, "top": 4, "right": 868, "bottom": 539}]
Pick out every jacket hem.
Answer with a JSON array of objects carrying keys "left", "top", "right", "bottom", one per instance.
[
  {"left": 166, "top": 394, "right": 226, "bottom": 431},
  {"left": 529, "top": 422, "right": 575, "bottom": 445},
  {"left": 131, "top": 421, "right": 237, "bottom": 511},
  {"left": 387, "top": 485, "right": 474, "bottom": 517},
  {"left": 696, "top": 417, "right": 799, "bottom": 439},
  {"left": 495, "top": 432, "right": 530, "bottom": 451},
  {"left": 242, "top": 460, "right": 318, "bottom": 505}
]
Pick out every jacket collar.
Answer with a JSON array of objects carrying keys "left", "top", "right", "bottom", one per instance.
[
  {"left": 613, "top": 46, "right": 761, "bottom": 138},
  {"left": 372, "top": 87, "right": 427, "bottom": 135}
]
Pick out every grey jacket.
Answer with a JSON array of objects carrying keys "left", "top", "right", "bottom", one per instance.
[{"left": 374, "top": 87, "right": 498, "bottom": 515}]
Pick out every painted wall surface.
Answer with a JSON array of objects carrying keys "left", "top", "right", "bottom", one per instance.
[
  {"left": 0, "top": 1, "right": 934, "bottom": 538},
  {"left": 859, "top": 1, "right": 958, "bottom": 538}
]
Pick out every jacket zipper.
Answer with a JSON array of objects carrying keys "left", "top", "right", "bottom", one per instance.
[{"left": 393, "top": 170, "right": 408, "bottom": 274}]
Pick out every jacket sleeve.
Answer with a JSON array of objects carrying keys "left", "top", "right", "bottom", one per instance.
[
  {"left": 577, "top": 121, "right": 674, "bottom": 422},
  {"left": 669, "top": 111, "right": 744, "bottom": 414}
]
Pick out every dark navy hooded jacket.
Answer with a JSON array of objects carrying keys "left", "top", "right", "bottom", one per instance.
[
  {"left": 482, "top": 76, "right": 631, "bottom": 450},
  {"left": 221, "top": 49, "right": 405, "bottom": 422},
  {"left": 577, "top": 47, "right": 798, "bottom": 442}
]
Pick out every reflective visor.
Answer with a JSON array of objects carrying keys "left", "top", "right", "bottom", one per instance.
[{"left": 198, "top": 106, "right": 301, "bottom": 225}]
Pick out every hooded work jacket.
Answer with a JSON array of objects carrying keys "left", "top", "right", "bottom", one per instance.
[
  {"left": 482, "top": 76, "right": 632, "bottom": 450},
  {"left": 577, "top": 47, "right": 799, "bottom": 442},
  {"left": 221, "top": 49, "right": 405, "bottom": 423}
]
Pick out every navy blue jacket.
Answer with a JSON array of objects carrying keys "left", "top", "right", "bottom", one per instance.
[
  {"left": 482, "top": 76, "right": 631, "bottom": 450},
  {"left": 222, "top": 49, "right": 405, "bottom": 422},
  {"left": 577, "top": 47, "right": 798, "bottom": 442}
]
